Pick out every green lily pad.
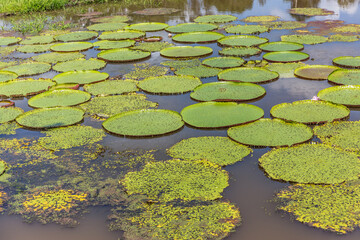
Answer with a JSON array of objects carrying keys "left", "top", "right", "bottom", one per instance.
[
  {"left": 190, "top": 82, "right": 266, "bottom": 102},
  {"left": 333, "top": 56, "right": 360, "bottom": 68},
  {"left": 259, "top": 41, "right": 304, "bottom": 52},
  {"left": 172, "top": 32, "right": 224, "bottom": 43},
  {"left": 128, "top": 22, "right": 169, "bottom": 32},
  {"left": 202, "top": 56, "right": 245, "bottom": 69},
  {"left": 131, "top": 42, "right": 174, "bottom": 52},
  {"left": 138, "top": 75, "right": 201, "bottom": 94},
  {"left": 219, "top": 47, "right": 262, "bottom": 57},
  {"left": 84, "top": 80, "right": 138, "bottom": 96},
  {"left": 281, "top": 35, "right": 328, "bottom": 45},
  {"left": 0, "top": 37, "right": 21, "bottom": 46},
  {"left": 38, "top": 125, "right": 105, "bottom": 150},
  {"left": 218, "top": 67, "right": 279, "bottom": 83},
  {"left": 17, "top": 44, "right": 53, "bottom": 53},
  {"left": 0, "top": 107, "right": 24, "bottom": 124},
  {"left": 53, "top": 58, "right": 106, "bottom": 72},
  {"left": 259, "top": 143, "right": 360, "bottom": 184},
  {"left": 28, "top": 89, "right": 91, "bottom": 108},
  {"left": 161, "top": 59, "right": 201, "bottom": 70},
  {"left": 228, "top": 118, "right": 313, "bottom": 147},
  {"left": 53, "top": 70, "right": 109, "bottom": 85},
  {"left": 181, "top": 102, "right": 264, "bottom": 128},
  {"left": 330, "top": 24, "right": 360, "bottom": 33},
  {"left": 265, "top": 62, "right": 306, "bottom": 78},
  {"left": 124, "top": 63, "right": 169, "bottom": 80},
  {"left": 87, "top": 22, "right": 128, "bottom": 31},
  {"left": 81, "top": 94, "right": 158, "bottom": 118},
  {"left": 160, "top": 46, "right": 213, "bottom": 58},
  {"left": 49, "top": 83, "right": 79, "bottom": 90},
  {"left": 242, "top": 15, "right": 280, "bottom": 22},
  {"left": 32, "top": 52, "right": 85, "bottom": 64},
  {"left": 294, "top": 65, "right": 339, "bottom": 80},
  {"left": 93, "top": 40, "right": 135, "bottom": 50},
  {"left": 90, "top": 15, "right": 130, "bottom": 23},
  {"left": 262, "top": 21, "right": 307, "bottom": 30},
  {"left": 263, "top": 51, "right": 310, "bottom": 62},
  {"left": 270, "top": 100, "right": 350, "bottom": 124},
  {"left": 318, "top": 85, "right": 360, "bottom": 107},
  {"left": 218, "top": 35, "right": 268, "bottom": 47},
  {"left": 55, "top": 31, "right": 98, "bottom": 42},
  {"left": 166, "top": 23, "right": 217, "bottom": 33},
  {"left": 167, "top": 136, "right": 251, "bottom": 166},
  {"left": 3, "top": 62, "right": 51, "bottom": 76},
  {"left": 0, "top": 79, "right": 55, "bottom": 98},
  {"left": 175, "top": 65, "right": 221, "bottom": 78},
  {"left": 194, "top": 15, "right": 237, "bottom": 23},
  {"left": 103, "top": 109, "right": 183, "bottom": 136},
  {"left": 328, "top": 69, "right": 360, "bottom": 85},
  {"left": 20, "top": 35, "right": 54, "bottom": 45},
  {"left": 50, "top": 42, "right": 93, "bottom": 52},
  {"left": 16, "top": 107, "right": 85, "bottom": 129},
  {"left": 328, "top": 34, "right": 360, "bottom": 42},
  {"left": 0, "top": 61, "right": 17, "bottom": 70},
  {"left": 0, "top": 160, "right": 6, "bottom": 176},
  {"left": 0, "top": 71, "right": 17, "bottom": 83},
  {"left": 290, "top": 8, "right": 334, "bottom": 16},
  {"left": 97, "top": 48, "right": 151, "bottom": 62},
  {"left": 225, "top": 24, "right": 269, "bottom": 34},
  {"left": 99, "top": 30, "right": 145, "bottom": 40}
]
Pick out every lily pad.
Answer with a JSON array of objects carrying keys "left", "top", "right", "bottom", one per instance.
[
  {"left": 218, "top": 67, "right": 279, "bottom": 83},
  {"left": 290, "top": 8, "right": 334, "bottom": 16},
  {"left": 242, "top": 15, "right": 280, "bottom": 22},
  {"left": 124, "top": 63, "right": 169, "bottom": 80},
  {"left": 160, "top": 46, "right": 212, "bottom": 58},
  {"left": 20, "top": 35, "right": 54, "bottom": 45},
  {"left": 328, "top": 34, "right": 360, "bottom": 42},
  {"left": 50, "top": 42, "right": 93, "bottom": 52},
  {"left": 55, "top": 31, "right": 98, "bottom": 42},
  {"left": 161, "top": 59, "right": 201, "bottom": 70},
  {"left": 87, "top": 22, "right": 128, "bottom": 31},
  {"left": 0, "top": 79, "right": 55, "bottom": 98},
  {"left": 228, "top": 118, "right": 313, "bottom": 147},
  {"left": 0, "top": 71, "right": 17, "bottom": 83},
  {"left": 0, "top": 160, "right": 6, "bottom": 176},
  {"left": 28, "top": 89, "right": 91, "bottom": 108},
  {"left": 16, "top": 107, "right": 85, "bottom": 129},
  {"left": 128, "top": 22, "right": 169, "bottom": 32},
  {"left": 32, "top": 52, "right": 85, "bottom": 64},
  {"left": 90, "top": 15, "right": 130, "bottom": 23},
  {"left": 218, "top": 35, "right": 268, "bottom": 47},
  {"left": 259, "top": 41, "right": 304, "bottom": 52},
  {"left": 84, "top": 80, "right": 138, "bottom": 96},
  {"left": 265, "top": 62, "right": 306, "bottom": 78},
  {"left": 93, "top": 40, "right": 135, "bottom": 50},
  {"left": 181, "top": 102, "right": 264, "bottom": 128},
  {"left": 270, "top": 100, "right": 350, "bottom": 124},
  {"left": 137, "top": 75, "right": 202, "bottom": 94},
  {"left": 219, "top": 47, "right": 262, "bottom": 57},
  {"left": 0, "top": 107, "right": 24, "bottom": 124},
  {"left": 17, "top": 44, "right": 53, "bottom": 53},
  {"left": 318, "top": 85, "right": 360, "bottom": 107},
  {"left": 328, "top": 69, "right": 360, "bottom": 85},
  {"left": 294, "top": 65, "right": 339, "bottom": 80},
  {"left": 53, "top": 70, "right": 109, "bottom": 85},
  {"left": 263, "top": 51, "right": 310, "bottom": 62},
  {"left": 3, "top": 62, "right": 51, "bottom": 76},
  {"left": 172, "top": 32, "right": 224, "bottom": 43},
  {"left": 202, "top": 56, "right": 245, "bottom": 69},
  {"left": 175, "top": 65, "right": 221, "bottom": 78},
  {"left": 225, "top": 24, "right": 269, "bottom": 34},
  {"left": 281, "top": 35, "right": 328, "bottom": 45},
  {"left": 333, "top": 56, "right": 360, "bottom": 68},
  {"left": 262, "top": 21, "right": 307, "bottom": 30},
  {"left": 259, "top": 143, "right": 360, "bottom": 184},
  {"left": 0, "top": 37, "right": 21, "bottom": 46},
  {"left": 53, "top": 58, "right": 106, "bottom": 72},
  {"left": 194, "top": 15, "right": 237, "bottom": 23},
  {"left": 131, "top": 42, "right": 174, "bottom": 52},
  {"left": 49, "top": 83, "right": 79, "bottom": 90},
  {"left": 103, "top": 109, "right": 183, "bottom": 136},
  {"left": 190, "top": 82, "right": 266, "bottom": 102},
  {"left": 97, "top": 48, "right": 151, "bottom": 62},
  {"left": 99, "top": 30, "right": 145, "bottom": 40},
  {"left": 166, "top": 23, "right": 217, "bottom": 33}
]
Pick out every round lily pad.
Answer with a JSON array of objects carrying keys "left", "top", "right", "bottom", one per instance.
[
  {"left": 218, "top": 67, "right": 279, "bottom": 83},
  {"left": 194, "top": 15, "right": 237, "bottom": 23},
  {"left": 20, "top": 35, "right": 54, "bottom": 45},
  {"left": 0, "top": 37, "right": 21, "bottom": 46},
  {"left": 0, "top": 79, "right": 55, "bottom": 98},
  {"left": 97, "top": 48, "right": 151, "bottom": 62},
  {"left": 259, "top": 143, "right": 360, "bottom": 184},
  {"left": 172, "top": 32, "right": 224, "bottom": 43},
  {"left": 50, "top": 42, "right": 93, "bottom": 52},
  {"left": 167, "top": 136, "right": 251, "bottom": 166},
  {"left": 49, "top": 83, "right": 80, "bottom": 90},
  {"left": 87, "top": 22, "right": 128, "bottom": 31},
  {"left": 175, "top": 66, "right": 221, "bottom": 78},
  {"left": 53, "top": 58, "right": 106, "bottom": 72},
  {"left": 259, "top": 41, "right": 304, "bottom": 52},
  {"left": 93, "top": 40, "right": 135, "bottom": 50},
  {"left": 332, "top": 56, "right": 360, "bottom": 68},
  {"left": 242, "top": 15, "right": 280, "bottom": 22},
  {"left": 0, "top": 100, "right": 14, "bottom": 107},
  {"left": 228, "top": 118, "right": 313, "bottom": 147},
  {"left": 202, "top": 57, "right": 245, "bottom": 69},
  {"left": 270, "top": 100, "right": 350, "bottom": 124},
  {"left": 225, "top": 24, "right": 269, "bottom": 34},
  {"left": 281, "top": 34, "right": 328, "bottom": 45},
  {"left": 32, "top": 52, "right": 84, "bottom": 64},
  {"left": 3, "top": 62, "right": 51, "bottom": 76},
  {"left": 218, "top": 35, "right": 268, "bottom": 47},
  {"left": 0, "top": 71, "right": 17, "bottom": 83},
  {"left": 181, "top": 102, "right": 264, "bottom": 128},
  {"left": 17, "top": 44, "right": 53, "bottom": 53},
  {"left": 84, "top": 80, "right": 138, "bottom": 96},
  {"left": 265, "top": 62, "right": 307, "bottom": 78},
  {"left": 328, "top": 69, "right": 360, "bottom": 85},
  {"left": 263, "top": 51, "right": 310, "bottom": 62},
  {"left": 166, "top": 23, "right": 217, "bottom": 33},
  {"left": 160, "top": 46, "right": 213, "bottom": 58},
  {"left": 28, "top": 89, "right": 91, "bottom": 108},
  {"left": 103, "top": 109, "right": 184, "bottom": 136},
  {"left": 290, "top": 8, "right": 334, "bottom": 16},
  {"left": 138, "top": 75, "right": 202, "bottom": 94},
  {"left": 55, "top": 31, "right": 98, "bottom": 42},
  {"left": 53, "top": 70, "right": 109, "bottom": 85},
  {"left": 294, "top": 65, "right": 339, "bottom": 80},
  {"left": 16, "top": 107, "right": 85, "bottom": 129},
  {"left": 99, "top": 30, "right": 145, "bottom": 40},
  {"left": 219, "top": 47, "right": 262, "bottom": 57},
  {"left": 128, "top": 22, "right": 169, "bottom": 32},
  {"left": 0, "top": 107, "right": 24, "bottom": 123},
  {"left": 190, "top": 82, "right": 266, "bottom": 102},
  {"left": 318, "top": 85, "right": 360, "bottom": 107}
]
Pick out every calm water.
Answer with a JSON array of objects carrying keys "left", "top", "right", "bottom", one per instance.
[{"left": 1, "top": 0, "right": 360, "bottom": 239}]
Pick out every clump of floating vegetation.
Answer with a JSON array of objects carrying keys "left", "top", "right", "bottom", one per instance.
[
  {"left": 175, "top": 65, "right": 221, "bottom": 78},
  {"left": 131, "top": 42, "right": 173, "bottom": 52},
  {"left": 280, "top": 34, "right": 328, "bottom": 45},
  {"left": 242, "top": 15, "right": 280, "bottom": 22},
  {"left": 124, "top": 63, "right": 169, "bottom": 80},
  {"left": 289, "top": 8, "right": 334, "bottom": 16},
  {"left": 0, "top": 122, "right": 20, "bottom": 135}
]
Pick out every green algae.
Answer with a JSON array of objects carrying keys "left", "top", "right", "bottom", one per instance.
[
  {"left": 265, "top": 62, "right": 306, "bottom": 78},
  {"left": 0, "top": 37, "right": 21, "bottom": 46},
  {"left": 333, "top": 56, "right": 360, "bottom": 68},
  {"left": 194, "top": 14, "right": 237, "bottom": 23},
  {"left": 99, "top": 30, "right": 145, "bottom": 40},
  {"left": 225, "top": 24, "right": 269, "bottom": 34},
  {"left": 0, "top": 122, "right": 20, "bottom": 135},
  {"left": 160, "top": 46, "right": 213, "bottom": 58},
  {"left": 328, "top": 69, "right": 360, "bottom": 85},
  {"left": 53, "top": 70, "right": 109, "bottom": 85},
  {"left": 242, "top": 15, "right": 280, "bottom": 22},
  {"left": 0, "top": 70, "right": 17, "bottom": 83},
  {"left": 3, "top": 62, "right": 51, "bottom": 76},
  {"left": 202, "top": 56, "right": 245, "bottom": 69},
  {"left": 87, "top": 22, "right": 128, "bottom": 31},
  {"left": 0, "top": 79, "right": 55, "bottom": 98},
  {"left": 263, "top": 51, "right": 310, "bottom": 63},
  {"left": 32, "top": 52, "right": 85, "bottom": 64},
  {"left": 97, "top": 48, "right": 151, "bottom": 62},
  {"left": 131, "top": 42, "right": 174, "bottom": 52},
  {"left": 55, "top": 31, "right": 98, "bottom": 42},
  {"left": 53, "top": 58, "right": 106, "bottom": 72},
  {"left": 218, "top": 67, "right": 279, "bottom": 83},
  {"left": 218, "top": 35, "right": 268, "bottom": 47},
  {"left": 318, "top": 85, "right": 360, "bottom": 107},
  {"left": 294, "top": 65, "right": 339, "bottom": 80},
  {"left": 175, "top": 65, "right": 221, "bottom": 78},
  {"left": 50, "top": 42, "right": 93, "bottom": 52},
  {"left": 127, "top": 22, "right": 169, "bottom": 32},
  {"left": 172, "top": 32, "right": 224, "bottom": 43},
  {"left": 124, "top": 63, "right": 169, "bottom": 80},
  {"left": 219, "top": 47, "right": 262, "bottom": 57},
  {"left": 20, "top": 35, "right": 54, "bottom": 45},
  {"left": 84, "top": 80, "right": 138, "bottom": 96},
  {"left": 281, "top": 35, "right": 328, "bottom": 45},
  {"left": 290, "top": 8, "right": 334, "bottom": 16},
  {"left": 0, "top": 107, "right": 24, "bottom": 124},
  {"left": 259, "top": 41, "right": 304, "bottom": 52},
  {"left": 17, "top": 44, "right": 53, "bottom": 53},
  {"left": 166, "top": 23, "right": 217, "bottom": 33},
  {"left": 93, "top": 40, "right": 135, "bottom": 50}
]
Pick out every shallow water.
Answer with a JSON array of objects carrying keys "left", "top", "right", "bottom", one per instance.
[{"left": 1, "top": 0, "right": 360, "bottom": 239}]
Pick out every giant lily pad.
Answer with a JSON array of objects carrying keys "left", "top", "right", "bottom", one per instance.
[
  {"left": 97, "top": 48, "right": 151, "bottom": 62},
  {"left": 194, "top": 15, "right": 237, "bottom": 23},
  {"left": 103, "top": 109, "right": 183, "bottom": 136},
  {"left": 172, "top": 32, "right": 224, "bottom": 43},
  {"left": 17, "top": 44, "right": 53, "bottom": 53},
  {"left": 16, "top": 107, "right": 85, "bottom": 129},
  {"left": 259, "top": 41, "right": 304, "bottom": 52},
  {"left": 202, "top": 56, "right": 245, "bottom": 69},
  {"left": 20, "top": 35, "right": 54, "bottom": 45},
  {"left": 318, "top": 85, "right": 360, "bottom": 107},
  {"left": 0, "top": 71, "right": 17, "bottom": 83},
  {"left": 261, "top": 21, "right": 307, "bottom": 30},
  {"left": 218, "top": 35, "right": 268, "bottom": 47},
  {"left": 218, "top": 67, "right": 279, "bottom": 83},
  {"left": 131, "top": 42, "right": 174, "bottom": 52},
  {"left": 128, "top": 22, "right": 169, "bottom": 32},
  {"left": 93, "top": 40, "right": 135, "bottom": 50},
  {"left": 0, "top": 37, "right": 21, "bottom": 46},
  {"left": 166, "top": 23, "right": 217, "bottom": 33},
  {"left": 333, "top": 56, "right": 360, "bottom": 68},
  {"left": 32, "top": 52, "right": 84, "bottom": 64},
  {"left": 53, "top": 58, "right": 106, "bottom": 72},
  {"left": 259, "top": 143, "right": 360, "bottom": 184},
  {"left": 281, "top": 35, "right": 328, "bottom": 45},
  {"left": 270, "top": 100, "right": 350, "bottom": 124},
  {"left": 263, "top": 51, "right": 309, "bottom": 62},
  {"left": 228, "top": 118, "right": 313, "bottom": 147},
  {"left": 28, "top": 89, "right": 91, "bottom": 108},
  {"left": 190, "top": 82, "right": 266, "bottom": 102},
  {"left": 330, "top": 24, "right": 360, "bottom": 33},
  {"left": 124, "top": 63, "right": 169, "bottom": 80},
  {"left": 265, "top": 62, "right": 306, "bottom": 78},
  {"left": 3, "top": 62, "right": 51, "bottom": 76},
  {"left": 181, "top": 102, "right": 264, "bottom": 128},
  {"left": 175, "top": 66, "right": 221, "bottom": 78},
  {"left": 219, "top": 47, "right": 261, "bottom": 57},
  {"left": 160, "top": 46, "right": 212, "bottom": 58},
  {"left": 55, "top": 31, "right": 98, "bottom": 42},
  {"left": 328, "top": 69, "right": 360, "bottom": 85},
  {"left": 137, "top": 75, "right": 202, "bottom": 94},
  {"left": 225, "top": 24, "right": 269, "bottom": 34},
  {"left": 290, "top": 8, "right": 334, "bottom": 16},
  {"left": 0, "top": 79, "right": 55, "bottom": 98},
  {"left": 50, "top": 42, "right": 93, "bottom": 52},
  {"left": 294, "top": 65, "right": 339, "bottom": 80},
  {"left": 242, "top": 15, "right": 280, "bottom": 22},
  {"left": 53, "top": 70, "right": 109, "bottom": 85},
  {"left": 99, "top": 30, "right": 145, "bottom": 40},
  {"left": 0, "top": 107, "right": 24, "bottom": 123},
  {"left": 90, "top": 15, "right": 130, "bottom": 23},
  {"left": 87, "top": 22, "right": 128, "bottom": 31},
  {"left": 0, "top": 160, "right": 6, "bottom": 176},
  {"left": 84, "top": 80, "right": 138, "bottom": 96}
]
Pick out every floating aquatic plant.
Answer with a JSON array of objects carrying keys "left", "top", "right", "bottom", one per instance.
[
  {"left": 263, "top": 51, "right": 310, "bottom": 62},
  {"left": 0, "top": 37, "right": 21, "bottom": 46},
  {"left": 99, "top": 30, "right": 145, "bottom": 40},
  {"left": 330, "top": 24, "right": 360, "bottom": 33},
  {"left": 0, "top": 70, "right": 17, "bottom": 83},
  {"left": 225, "top": 24, "right": 269, "bottom": 34},
  {"left": 333, "top": 56, "right": 360, "bottom": 68},
  {"left": 0, "top": 122, "right": 20, "bottom": 135},
  {"left": 281, "top": 34, "right": 328, "bottom": 44},
  {"left": 53, "top": 70, "right": 109, "bottom": 85},
  {"left": 50, "top": 42, "right": 93, "bottom": 52},
  {"left": 87, "top": 22, "right": 128, "bottom": 31},
  {"left": 261, "top": 21, "right": 307, "bottom": 30},
  {"left": 242, "top": 15, "right": 280, "bottom": 22},
  {"left": 160, "top": 46, "right": 213, "bottom": 58},
  {"left": 202, "top": 56, "right": 245, "bottom": 69},
  {"left": 131, "top": 42, "right": 174, "bottom": 52},
  {"left": 0, "top": 79, "right": 55, "bottom": 98},
  {"left": 32, "top": 52, "right": 85, "bottom": 64},
  {"left": 218, "top": 35, "right": 268, "bottom": 47},
  {"left": 0, "top": 61, "right": 17, "bottom": 70},
  {"left": 219, "top": 47, "right": 262, "bottom": 57},
  {"left": 328, "top": 69, "right": 360, "bottom": 85},
  {"left": 93, "top": 40, "right": 135, "bottom": 50},
  {"left": 55, "top": 31, "right": 98, "bottom": 42},
  {"left": 17, "top": 44, "right": 53, "bottom": 53},
  {"left": 53, "top": 58, "right": 106, "bottom": 72},
  {"left": 84, "top": 80, "right": 138, "bottom": 96},
  {"left": 194, "top": 14, "right": 237, "bottom": 23},
  {"left": 124, "top": 63, "right": 169, "bottom": 80},
  {"left": 161, "top": 59, "right": 201, "bottom": 71},
  {"left": 289, "top": 8, "right": 334, "bottom": 16},
  {"left": 294, "top": 65, "right": 339, "bottom": 80},
  {"left": 98, "top": 48, "right": 151, "bottom": 62},
  {"left": 127, "top": 22, "right": 169, "bottom": 32},
  {"left": 20, "top": 35, "right": 54, "bottom": 45},
  {"left": 0, "top": 160, "right": 6, "bottom": 176},
  {"left": 318, "top": 85, "right": 360, "bottom": 107},
  {"left": 328, "top": 34, "right": 359, "bottom": 42},
  {"left": 218, "top": 67, "right": 279, "bottom": 83},
  {"left": 0, "top": 46, "right": 18, "bottom": 56},
  {"left": 4, "top": 62, "right": 51, "bottom": 76},
  {"left": 0, "top": 191, "right": 7, "bottom": 212},
  {"left": 166, "top": 23, "right": 217, "bottom": 33},
  {"left": 172, "top": 32, "right": 224, "bottom": 43},
  {"left": 175, "top": 65, "right": 221, "bottom": 78},
  {"left": 0, "top": 107, "right": 24, "bottom": 124},
  {"left": 259, "top": 41, "right": 304, "bottom": 52},
  {"left": 265, "top": 62, "right": 306, "bottom": 78}
]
